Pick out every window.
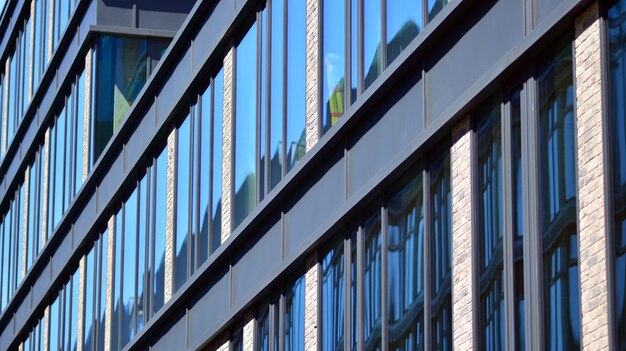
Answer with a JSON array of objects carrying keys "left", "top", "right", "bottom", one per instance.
[
  {"left": 154, "top": 148, "right": 167, "bottom": 313},
  {"left": 428, "top": 0, "right": 449, "bottom": 21},
  {"left": 285, "top": 275, "right": 305, "bottom": 350},
  {"left": 322, "top": 0, "right": 347, "bottom": 132},
  {"left": 364, "top": 210, "right": 382, "bottom": 350},
  {"left": 364, "top": 0, "right": 382, "bottom": 90},
  {"left": 608, "top": 0, "right": 626, "bottom": 347},
  {"left": 234, "top": 24, "right": 258, "bottom": 228},
  {"left": 387, "top": 173, "right": 425, "bottom": 350},
  {"left": 212, "top": 70, "right": 224, "bottom": 253},
  {"left": 476, "top": 101, "right": 504, "bottom": 351},
  {"left": 321, "top": 240, "right": 345, "bottom": 351},
  {"left": 386, "top": 0, "right": 422, "bottom": 66},
  {"left": 93, "top": 35, "right": 148, "bottom": 161},
  {"left": 537, "top": 41, "right": 580, "bottom": 351},
  {"left": 175, "top": 114, "right": 191, "bottom": 292}
]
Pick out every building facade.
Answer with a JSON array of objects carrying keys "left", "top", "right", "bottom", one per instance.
[{"left": 0, "top": 0, "right": 622, "bottom": 350}]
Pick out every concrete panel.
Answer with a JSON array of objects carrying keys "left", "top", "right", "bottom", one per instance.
[
  {"left": 124, "top": 103, "right": 156, "bottom": 171},
  {"left": 72, "top": 195, "right": 97, "bottom": 248},
  {"left": 348, "top": 67, "right": 423, "bottom": 197},
  {"left": 151, "top": 310, "right": 187, "bottom": 351},
  {"left": 231, "top": 214, "right": 282, "bottom": 307},
  {"left": 157, "top": 47, "right": 192, "bottom": 124},
  {"left": 426, "top": 0, "right": 522, "bottom": 122},
  {"left": 284, "top": 150, "right": 345, "bottom": 256},
  {"left": 187, "top": 267, "right": 230, "bottom": 347},
  {"left": 56, "top": 33, "right": 80, "bottom": 87},
  {"left": 79, "top": 1, "right": 97, "bottom": 44},
  {"left": 31, "top": 260, "right": 51, "bottom": 307},
  {"left": 96, "top": 151, "right": 124, "bottom": 212},
  {"left": 51, "top": 230, "right": 72, "bottom": 278}
]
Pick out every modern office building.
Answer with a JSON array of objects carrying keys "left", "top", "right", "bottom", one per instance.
[{"left": 0, "top": 0, "right": 623, "bottom": 349}]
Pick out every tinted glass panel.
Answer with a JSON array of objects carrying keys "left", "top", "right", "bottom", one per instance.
[
  {"left": 258, "top": 306, "right": 270, "bottom": 351},
  {"left": 286, "top": 0, "right": 306, "bottom": 172},
  {"left": 428, "top": 0, "right": 449, "bottom": 21},
  {"left": 94, "top": 35, "right": 147, "bottom": 161},
  {"left": 271, "top": 0, "right": 284, "bottom": 187},
  {"left": 154, "top": 149, "right": 167, "bottom": 312},
  {"left": 285, "top": 275, "right": 305, "bottom": 350},
  {"left": 176, "top": 116, "right": 191, "bottom": 292},
  {"left": 323, "top": 0, "right": 346, "bottom": 132},
  {"left": 199, "top": 92, "right": 211, "bottom": 265},
  {"left": 364, "top": 0, "right": 382, "bottom": 90},
  {"left": 234, "top": 24, "right": 258, "bottom": 228},
  {"left": 364, "top": 211, "right": 382, "bottom": 350},
  {"left": 537, "top": 42, "right": 580, "bottom": 351},
  {"left": 386, "top": 0, "right": 421, "bottom": 66},
  {"left": 608, "top": 1, "right": 626, "bottom": 347},
  {"left": 322, "top": 240, "right": 344, "bottom": 351},
  {"left": 212, "top": 70, "right": 224, "bottom": 252},
  {"left": 122, "top": 189, "right": 138, "bottom": 345},
  {"left": 388, "top": 174, "right": 424, "bottom": 350}
]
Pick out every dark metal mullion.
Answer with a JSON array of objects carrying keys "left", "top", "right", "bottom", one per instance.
[
  {"left": 523, "top": 71, "right": 543, "bottom": 351},
  {"left": 356, "top": 225, "right": 364, "bottom": 351},
  {"left": 194, "top": 100, "right": 201, "bottom": 271},
  {"left": 119, "top": 201, "right": 126, "bottom": 348},
  {"left": 144, "top": 166, "right": 151, "bottom": 325},
  {"left": 264, "top": 0, "right": 271, "bottom": 196},
  {"left": 282, "top": 0, "right": 287, "bottom": 179},
  {"left": 256, "top": 11, "right": 263, "bottom": 204},
  {"left": 279, "top": 293, "right": 285, "bottom": 351},
  {"left": 502, "top": 97, "right": 516, "bottom": 351},
  {"left": 357, "top": 0, "right": 364, "bottom": 95},
  {"left": 345, "top": 0, "right": 352, "bottom": 105},
  {"left": 317, "top": 0, "right": 324, "bottom": 138},
  {"left": 380, "top": 0, "right": 387, "bottom": 70},
  {"left": 208, "top": 79, "right": 215, "bottom": 255},
  {"left": 188, "top": 106, "right": 194, "bottom": 279},
  {"left": 470, "top": 118, "right": 480, "bottom": 351},
  {"left": 269, "top": 302, "right": 275, "bottom": 351},
  {"left": 380, "top": 205, "right": 388, "bottom": 351},
  {"left": 150, "top": 157, "right": 157, "bottom": 318},
  {"left": 423, "top": 170, "right": 431, "bottom": 351}
]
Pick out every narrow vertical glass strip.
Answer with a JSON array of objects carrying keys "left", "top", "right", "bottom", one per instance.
[{"left": 322, "top": 0, "right": 346, "bottom": 132}]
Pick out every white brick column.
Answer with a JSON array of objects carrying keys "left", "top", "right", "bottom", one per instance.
[
  {"left": 104, "top": 216, "right": 115, "bottom": 351},
  {"left": 574, "top": 2, "right": 611, "bottom": 350},
  {"left": 216, "top": 341, "right": 229, "bottom": 351},
  {"left": 43, "top": 306, "right": 49, "bottom": 351},
  {"left": 77, "top": 256, "right": 86, "bottom": 351},
  {"left": 450, "top": 117, "right": 474, "bottom": 351},
  {"left": 41, "top": 129, "right": 50, "bottom": 247},
  {"left": 243, "top": 313, "right": 255, "bottom": 351},
  {"left": 221, "top": 46, "right": 234, "bottom": 242},
  {"left": 83, "top": 49, "right": 92, "bottom": 182},
  {"left": 305, "top": 0, "right": 319, "bottom": 151},
  {"left": 304, "top": 253, "right": 319, "bottom": 351},
  {"left": 165, "top": 129, "right": 176, "bottom": 301}
]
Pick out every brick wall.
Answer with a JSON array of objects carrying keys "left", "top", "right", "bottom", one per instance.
[
  {"left": 451, "top": 117, "right": 474, "bottom": 351},
  {"left": 165, "top": 129, "right": 176, "bottom": 301},
  {"left": 574, "top": 2, "right": 611, "bottom": 350},
  {"left": 304, "top": 254, "right": 319, "bottom": 351},
  {"left": 305, "top": 0, "right": 319, "bottom": 152}
]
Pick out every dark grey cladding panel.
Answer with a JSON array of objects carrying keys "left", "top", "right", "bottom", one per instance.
[
  {"left": 31, "top": 259, "right": 50, "bottom": 310},
  {"left": 157, "top": 47, "right": 192, "bottom": 125},
  {"left": 0, "top": 0, "right": 26, "bottom": 60},
  {"left": 187, "top": 266, "right": 230, "bottom": 347},
  {"left": 284, "top": 150, "right": 345, "bottom": 256},
  {"left": 21, "top": 114, "right": 36, "bottom": 161},
  {"left": 96, "top": 0, "right": 134, "bottom": 28},
  {"left": 231, "top": 213, "right": 282, "bottom": 307},
  {"left": 193, "top": 0, "right": 236, "bottom": 72},
  {"left": 97, "top": 150, "right": 124, "bottom": 212},
  {"left": 151, "top": 309, "right": 187, "bottom": 351},
  {"left": 51, "top": 230, "right": 73, "bottom": 281},
  {"left": 136, "top": 0, "right": 196, "bottom": 32},
  {"left": 348, "top": 67, "right": 423, "bottom": 197},
  {"left": 57, "top": 30, "right": 80, "bottom": 87},
  {"left": 14, "top": 292, "right": 30, "bottom": 338},
  {"left": 73, "top": 194, "right": 98, "bottom": 247},
  {"left": 535, "top": 0, "right": 566, "bottom": 26},
  {"left": 125, "top": 103, "right": 156, "bottom": 171},
  {"left": 79, "top": 2, "right": 97, "bottom": 44},
  {"left": 0, "top": 315, "right": 12, "bottom": 350},
  {"left": 426, "top": 0, "right": 523, "bottom": 122}
]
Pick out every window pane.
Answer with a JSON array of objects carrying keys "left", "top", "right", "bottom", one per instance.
[
  {"left": 154, "top": 149, "right": 167, "bottom": 312},
  {"left": 477, "top": 102, "right": 504, "bottom": 351},
  {"left": 323, "top": 0, "right": 346, "bottom": 132},
  {"left": 258, "top": 306, "right": 270, "bottom": 351},
  {"left": 364, "top": 210, "right": 382, "bottom": 350},
  {"left": 176, "top": 116, "right": 191, "bottom": 292},
  {"left": 609, "top": 2, "right": 626, "bottom": 348},
  {"left": 350, "top": 0, "right": 358, "bottom": 105},
  {"left": 386, "top": 0, "right": 421, "bottom": 66},
  {"left": 427, "top": 0, "right": 449, "bottom": 22},
  {"left": 234, "top": 24, "right": 258, "bottom": 228},
  {"left": 364, "top": 0, "right": 382, "bottom": 90},
  {"left": 388, "top": 174, "right": 424, "bottom": 351},
  {"left": 270, "top": 0, "right": 284, "bottom": 189},
  {"left": 322, "top": 240, "right": 344, "bottom": 351},
  {"left": 76, "top": 72, "right": 85, "bottom": 193},
  {"left": 71, "top": 272, "right": 79, "bottom": 351},
  {"left": 122, "top": 188, "right": 138, "bottom": 345},
  {"left": 538, "top": 42, "right": 580, "bottom": 351},
  {"left": 350, "top": 230, "right": 357, "bottom": 351},
  {"left": 50, "top": 294, "right": 60, "bottom": 351},
  {"left": 112, "top": 211, "right": 122, "bottom": 351},
  {"left": 286, "top": 0, "right": 306, "bottom": 172},
  {"left": 212, "top": 70, "right": 224, "bottom": 253},
  {"left": 199, "top": 90, "right": 211, "bottom": 265},
  {"left": 430, "top": 151, "right": 451, "bottom": 351},
  {"left": 94, "top": 35, "right": 148, "bottom": 161},
  {"left": 99, "top": 233, "right": 108, "bottom": 351},
  {"left": 137, "top": 175, "right": 147, "bottom": 330},
  {"left": 85, "top": 246, "right": 95, "bottom": 351},
  {"left": 285, "top": 275, "right": 305, "bottom": 350}
]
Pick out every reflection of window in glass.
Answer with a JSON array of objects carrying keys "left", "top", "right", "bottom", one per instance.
[
  {"left": 84, "top": 245, "right": 95, "bottom": 351},
  {"left": 257, "top": 306, "right": 270, "bottom": 351},
  {"left": 176, "top": 115, "right": 191, "bottom": 292},
  {"left": 234, "top": 24, "right": 258, "bottom": 228},
  {"left": 286, "top": 0, "right": 306, "bottom": 173},
  {"left": 285, "top": 275, "right": 305, "bottom": 350},
  {"left": 99, "top": 232, "right": 108, "bottom": 351},
  {"left": 364, "top": 0, "right": 382, "bottom": 90},
  {"left": 322, "top": 240, "right": 344, "bottom": 351},
  {"left": 323, "top": 0, "right": 346, "bottom": 132},
  {"left": 122, "top": 188, "right": 138, "bottom": 346},
  {"left": 94, "top": 35, "right": 148, "bottom": 161},
  {"left": 430, "top": 151, "right": 451, "bottom": 351},
  {"left": 476, "top": 101, "right": 504, "bottom": 351},
  {"left": 386, "top": 0, "right": 422, "bottom": 66},
  {"left": 387, "top": 173, "right": 424, "bottom": 350},
  {"left": 609, "top": 0, "right": 626, "bottom": 347},
  {"left": 537, "top": 41, "right": 580, "bottom": 351},
  {"left": 212, "top": 70, "right": 224, "bottom": 253},
  {"left": 154, "top": 148, "right": 168, "bottom": 313},
  {"left": 364, "top": 211, "right": 382, "bottom": 350},
  {"left": 427, "top": 0, "right": 450, "bottom": 22}
]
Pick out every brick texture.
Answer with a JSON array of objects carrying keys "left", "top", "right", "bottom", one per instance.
[
  {"left": 574, "top": 2, "right": 611, "bottom": 350},
  {"left": 450, "top": 117, "right": 474, "bottom": 351},
  {"left": 305, "top": 0, "right": 319, "bottom": 152},
  {"left": 83, "top": 49, "right": 92, "bottom": 182},
  {"left": 104, "top": 216, "right": 115, "bottom": 351},
  {"left": 216, "top": 341, "right": 229, "bottom": 351},
  {"left": 221, "top": 46, "right": 234, "bottom": 241},
  {"left": 43, "top": 307, "right": 49, "bottom": 351},
  {"left": 243, "top": 314, "right": 255, "bottom": 351},
  {"left": 304, "top": 254, "right": 319, "bottom": 351},
  {"left": 165, "top": 129, "right": 176, "bottom": 301}
]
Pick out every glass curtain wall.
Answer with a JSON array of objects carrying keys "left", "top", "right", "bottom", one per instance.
[{"left": 537, "top": 41, "right": 580, "bottom": 351}]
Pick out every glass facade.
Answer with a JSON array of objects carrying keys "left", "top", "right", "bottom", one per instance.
[
  {"left": 321, "top": 240, "right": 345, "bottom": 351},
  {"left": 537, "top": 41, "right": 580, "bottom": 351}
]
